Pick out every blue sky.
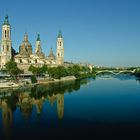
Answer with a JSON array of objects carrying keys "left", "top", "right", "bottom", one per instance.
[{"left": 0, "top": 0, "right": 140, "bottom": 67}]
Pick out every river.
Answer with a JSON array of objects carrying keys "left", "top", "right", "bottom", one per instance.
[{"left": 0, "top": 74, "right": 140, "bottom": 140}]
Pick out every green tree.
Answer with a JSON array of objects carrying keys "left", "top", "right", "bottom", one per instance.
[
  {"left": 5, "top": 60, "right": 23, "bottom": 79},
  {"left": 67, "top": 66, "right": 74, "bottom": 76},
  {"left": 31, "top": 75, "right": 37, "bottom": 83},
  {"left": 47, "top": 66, "right": 68, "bottom": 79},
  {"left": 72, "top": 65, "right": 81, "bottom": 78},
  {"left": 28, "top": 65, "right": 37, "bottom": 75},
  {"left": 29, "top": 65, "right": 48, "bottom": 76}
]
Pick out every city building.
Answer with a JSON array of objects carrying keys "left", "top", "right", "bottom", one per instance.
[{"left": 0, "top": 15, "right": 64, "bottom": 72}]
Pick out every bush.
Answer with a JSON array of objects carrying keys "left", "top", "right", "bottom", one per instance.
[
  {"left": 31, "top": 75, "right": 37, "bottom": 83},
  {"left": 26, "top": 81, "right": 30, "bottom": 85}
]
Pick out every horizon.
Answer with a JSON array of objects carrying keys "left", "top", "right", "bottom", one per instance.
[{"left": 0, "top": 0, "right": 140, "bottom": 67}]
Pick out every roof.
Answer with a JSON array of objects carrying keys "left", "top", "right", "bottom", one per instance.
[
  {"left": 3, "top": 15, "right": 10, "bottom": 25},
  {"left": 36, "top": 34, "right": 41, "bottom": 41},
  {"left": 20, "top": 34, "right": 32, "bottom": 47},
  {"left": 57, "top": 30, "right": 63, "bottom": 38},
  {"left": 48, "top": 48, "right": 55, "bottom": 58}
]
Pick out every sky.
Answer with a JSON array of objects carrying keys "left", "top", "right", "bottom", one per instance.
[{"left": 0, "top": 0, "right": 140, "bottom": 67}]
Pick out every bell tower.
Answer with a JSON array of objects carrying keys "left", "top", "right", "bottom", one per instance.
[
  {"left": 35, "top": 34, "right": 42, "bottom": 53},
  {"left": 56, "top": 30, "right": 64, "bottom": 65},
  {"left": 0, "top": 15, "right": 12, "bottom": 68}
]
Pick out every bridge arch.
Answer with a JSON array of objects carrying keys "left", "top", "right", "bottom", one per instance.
[
  {"left": 96, "top": 69, "right": 136, "bottom": 75},
  {"left": 96, "top": 70, "right": 116, "bottom": 75}
]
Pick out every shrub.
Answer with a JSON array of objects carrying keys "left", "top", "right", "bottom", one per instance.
[{"left": 31, "top": 75, "right": 37, "bottom": 83}]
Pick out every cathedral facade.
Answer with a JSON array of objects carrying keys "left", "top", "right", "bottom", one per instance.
[{"left": 0, "top": 15, "right": 64, "bottom": 71}]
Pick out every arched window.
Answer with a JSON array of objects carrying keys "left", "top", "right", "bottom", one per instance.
[
  {"left": 5, "top": 30, "right": 6, "bottom": 38},
  {"left": 60, "top": 42, "right": 61, "bottom": 46},
  {"left": 58, "top": 53, "right": 60, "bottom": 57},
  {"left": 7, "top": 30, "right": 9, "bottom": 38},
  {"left": 20, "top": 59, "right": 22, "bottom": 63},
  {"left": 35, "top": 59, "right": 37, "bottom": 63},
  {"left": 7, "top": 45, "right": 9, "bottom": 51}
]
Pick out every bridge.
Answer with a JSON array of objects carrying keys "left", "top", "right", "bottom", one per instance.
[{"left": 96, "top": 69, "right": 136, "bottom": 75}]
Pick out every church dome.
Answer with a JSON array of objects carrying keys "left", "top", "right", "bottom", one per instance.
[
  {"left": 19, "top": 34, "right": 32, "bottom": 56},
  {"left": 21, "top": 41, "right": 32, "bottom": 47},
  {"left": 20, "top": 34, "right": 32, "bottom": 47}
]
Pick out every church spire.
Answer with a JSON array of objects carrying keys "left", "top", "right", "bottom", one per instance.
[
  {"left": 24, "top": 33, "right": 28, "bottom": 42},
  {"left": 57, "top": 30, "right": 63, "bottom": 38},
  {"left": 48, "top": 47, "right": 55, "bottom": 60},
  {"left": 3, "top": 15, "right": 10, "bottom": 25},
  {"left": 49, "top": 48, "right": 54, "bottom": 57},
  {"left": 36, "top": 34, "right": 40, "bottom": 41}
]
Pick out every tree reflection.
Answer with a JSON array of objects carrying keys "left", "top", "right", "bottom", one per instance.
[
  {"left": 0, "top": 78, "right": 89, "bottom": 139},
  {"left": 30, "top": 79, "right": 87, "bottom": 98}
]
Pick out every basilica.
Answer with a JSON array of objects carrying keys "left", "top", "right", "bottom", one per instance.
[{"left": 0, "top": 15, "right": 64, "bottom": 72}]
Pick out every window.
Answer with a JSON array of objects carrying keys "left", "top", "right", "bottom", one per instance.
[
  {"left": 7, "top": 30, "right": 9, "bottom": 38},
  {"left": 5, "top": 30, "right": 6, "bottom": 38},
  {"left": 20, "top": 59, "right": 22, "bottom": 63},
  {"left": 35, "top": 59, "right": 37, "bottom": 63},
  {"left": 7, "top": 45, "right": 9, "bottom": 51},
  {"left": 60, "top": 42, "right": 61, "bottom": 46}
]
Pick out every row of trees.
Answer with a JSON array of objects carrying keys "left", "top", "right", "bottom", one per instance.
[
  {"left": 28, "top": 65, "right": 48, "bottom": 76},
  {"left": 4, "top": 60, "right": 95, "bottom": 83},
  {"left": 29, "top": 64, "right": 94, "bottom": 80}
]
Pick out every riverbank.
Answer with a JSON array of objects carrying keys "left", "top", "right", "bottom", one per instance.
[
  {"left": 0, "top": 82, "right": 19, "bottom": 89},
  {"left": 1, "top": 73, "right": 140, "bottom": 140},
  {"left": 0, "top": 76, "right": 76, "bottom": 89}
]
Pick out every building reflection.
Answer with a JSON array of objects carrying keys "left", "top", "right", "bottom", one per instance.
[
  {"left": 0, "top": 99, "right": 13, "bottom": 139},
  {"left": 48, "top": 94, "right": 56, "bottom": 106},
  {"left": 57, "top": 94, "right": 64, "bottom": 120},
  {"left": 18, "top": 92, "right": 33, "bottom": 119},
  {"left": 0, "top": 78, "right": 88, "bottom": 139}
]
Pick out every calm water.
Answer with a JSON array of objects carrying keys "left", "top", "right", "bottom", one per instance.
[{"left": 0, "top": 74, "right": 140, "bottom": 140}]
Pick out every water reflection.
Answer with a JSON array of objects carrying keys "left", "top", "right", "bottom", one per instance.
[
  {"left": 0, "top": 79, "right": 89, "bottom": 139},
  {"left": 136, "top": 78, "right": 140, "bottom": 83},
  {"left": 97, "top": 73, "right": 138, "bottom": 81},
  {"left": 0, "top": 99, "right": 13, "bottom": 139}
]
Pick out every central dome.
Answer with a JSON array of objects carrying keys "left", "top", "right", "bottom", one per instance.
[{"left": 19, "top": 34, "right": 32, "bottom": 57}]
